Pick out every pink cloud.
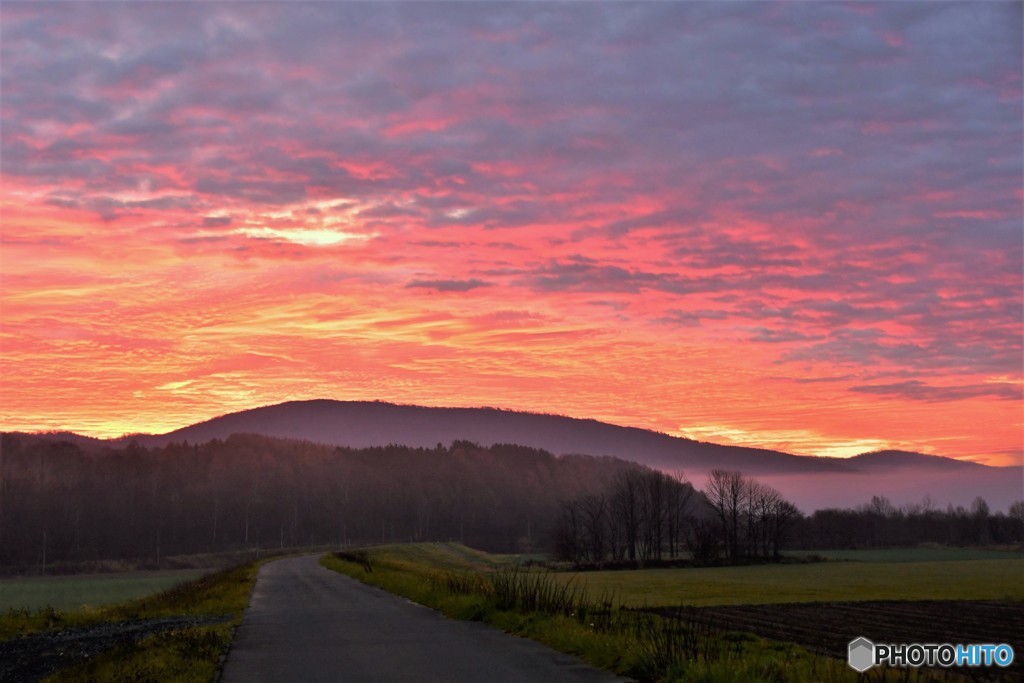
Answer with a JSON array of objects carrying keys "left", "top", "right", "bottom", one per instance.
[{"left": 1, "top": 2, "right": 1020, "bottom": 465}]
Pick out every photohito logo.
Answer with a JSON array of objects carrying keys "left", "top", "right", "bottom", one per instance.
[{"left": 848, "top": 637, "right": 1014, "bottom": 672}]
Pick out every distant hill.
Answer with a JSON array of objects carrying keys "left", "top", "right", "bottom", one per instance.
[
  {"left": 116, "top": 399, "right": 853, "bottom": 475},
  {"left": 9, "top": 400, "right": 1020, "bottom": 512},
  {"left": 12, "top": 431, "right": 107, "bottom": 450},
  {"left": 845, "top": 450, "right": 986, "bottom": 471}
]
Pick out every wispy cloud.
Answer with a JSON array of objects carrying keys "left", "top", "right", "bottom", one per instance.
[{"left": 1, "top": 2, "right": 1020, "bottom": 464}]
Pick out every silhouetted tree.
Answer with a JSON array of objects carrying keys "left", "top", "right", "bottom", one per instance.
[{"left": 704, "top": 469, "right": 746, "bottom": 561}]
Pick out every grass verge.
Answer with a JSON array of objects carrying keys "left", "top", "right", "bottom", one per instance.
[
  {"left": 2, "top": 560, "right": 263, "bottom": 682},
  {"left": 322, "top": 544, "right": 955, "bottom": 683},
  {"left": 43, "top": 624, "right": 234, "bottom": 683}
]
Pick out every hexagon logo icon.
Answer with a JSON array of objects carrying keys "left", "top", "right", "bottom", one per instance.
[{"left": 848, "top": 637, "right": 875, "bottom": 672}]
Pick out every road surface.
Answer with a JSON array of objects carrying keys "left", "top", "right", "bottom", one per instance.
[{"left": 221, "top": 555, "right": 631, "bottom": 682}]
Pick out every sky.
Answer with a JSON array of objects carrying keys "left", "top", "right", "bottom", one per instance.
[{"left": 1, "top": 1, "right": 1021, "bottom": 466}]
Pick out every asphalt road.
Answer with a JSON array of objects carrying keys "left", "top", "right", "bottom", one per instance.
[{"left": 220, "top": 555, "right": 632, "bottom": 683}]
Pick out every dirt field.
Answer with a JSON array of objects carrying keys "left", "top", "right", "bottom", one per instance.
[{"left": 652, "top": 600, "right": 1023, "bottom": 681}]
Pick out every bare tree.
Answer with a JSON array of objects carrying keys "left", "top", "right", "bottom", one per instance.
[
  {"left": 704, "top": 469, "right": 746, "bottom": 561},
  {"left": 686, "top": 518, "right": 720, "bottom": 564},
  {"left": 665, "top": 471, "right": 694, "bottom": 559},
  {"left": 770, "top": 499, "right": 801, "bottom": 557},
  {"left": 638, "top": 471, "right": 668, "bottom": 561},
  {"left": 579, "top": 494, "right": 609, "bottom": 562},
  {"left": 611, "top": 471, "right": 642, "bottom": 561},
  {"left": 972, "top": 496, "right": 991, "bottom": 544},
  {"left": 552, "top": 500, "right": 582, "bottom": 561}
]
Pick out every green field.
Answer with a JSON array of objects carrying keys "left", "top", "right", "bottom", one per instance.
[
  {"left": 557, "top": 557, "right": 1024, "bottom": 607},
  {"left": 354, "top": 543, "right": 1024, "bottom": 607},
  {"left": 787, "top": 546, "right": 1024, "bottom": 563},
  {"left": 0, "top": 570, "right": 207, "bottom": 612}
]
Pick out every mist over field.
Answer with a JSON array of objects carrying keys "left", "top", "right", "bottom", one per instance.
[{"left": 755, "top": 468, "right": 1021, "bottom": 515}]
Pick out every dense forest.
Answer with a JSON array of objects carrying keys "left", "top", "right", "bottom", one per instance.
[
  {"left": 2, "top": 433, "right": 1020, "bottom": 571},
  {"left": 0, "top": 433, "right": 644, "bottom": 568}
]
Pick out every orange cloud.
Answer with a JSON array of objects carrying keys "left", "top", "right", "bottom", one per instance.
[{"left": 1, "top": 2, "right": 1020, "bottom": 467}]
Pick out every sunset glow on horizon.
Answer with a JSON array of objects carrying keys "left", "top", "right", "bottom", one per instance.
[{"left": 1, "top": 2, "right": 1021, "bottom": 465}]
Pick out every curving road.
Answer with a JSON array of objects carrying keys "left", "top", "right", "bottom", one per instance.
[{"left": 221, "top": 555, "right": 631, "bottom": 683}]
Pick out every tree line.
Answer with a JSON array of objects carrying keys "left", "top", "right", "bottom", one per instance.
[
  {"left": 0, "top": 433, "right": 641, "bottom": 569},
  {"left": 552, "top": 468, "right": 802, "bottom": 565},
  {"left": 3, "top": 433, "right": 1019, "bottom": 571},
  {"left": 794, "top": 495, "right": 1024, "bottom": 549},
  {"left": 551, "top": 469, "right": 695, "bottom": 564},
  {"left": 552, "top": 468, "right": 1023, "bottom": 565}
]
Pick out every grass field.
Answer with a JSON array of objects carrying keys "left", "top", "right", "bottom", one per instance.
[
  {"left": 787, "top": 547, "right": 1024, "bottom": 563},
  {"left": 345, "top": 543, "right": 1024, "bottom": 607},
  {"left": 559, "top": 557, "right": 1024, "bottom": 607},
  {"left": 0, "top": 570, "right": 207, "bottom": 612}
]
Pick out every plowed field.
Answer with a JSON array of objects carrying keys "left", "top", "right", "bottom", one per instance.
[{"left": 652, "top": 600, "right": 1022, "bottom": 681}]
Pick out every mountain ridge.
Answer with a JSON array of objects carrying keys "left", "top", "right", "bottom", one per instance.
[
  {"left": 18, "top": 399, "right": 992, "bottom": 473},
  {"left": 152, "top": 399, "right": 846, "bottom": 474}
]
